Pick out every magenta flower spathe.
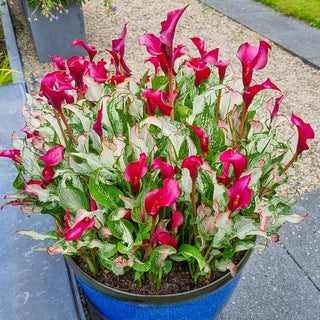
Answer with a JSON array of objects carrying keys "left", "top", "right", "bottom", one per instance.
[
  {"left": 150, "top": 227, "right": 178, "bottom": 249},
  {"left": 237, "top": 40, "right": 271, "bottom": 88},
  {"left": 71, "top": 39, "right": 97, "bottom": 62},
  {"left": 64, "top": 208, "right": 96, "bottom": 241},
  {"left": 227, "top": 174, "right": 252, "bottom": 212},
  {"left": 151, "top": 158, "right": 175, "bottom": 179},
  {"left": 0, "top": 149, "right": 21, "bottom": 163},
  {"left": 187, "top": 124, "right": 209, "bottom": 155},
  {"left": 107, "top": 24, "right": 131, "bottom": 77},
  {"left": 291, "top": 113, "right": 315, "bottom": 154},
  {"left": 93, "top": 103, "right": 103, "bottom": 139},
  {"left": 219, "top": 147, "right": 247, "bottom": 180},
  {"left": 124, "top": 153, "right": 148, "bottom": 192},
  {"left": 243, "top": 78, "right": 281, "bottom": 113},
  {"left": 38, "top": 145, "right": 64, "bottom": 166},
  {"left": 145, "top": 178, "right": 180, "bottom": 216},
  {"left": 181, "top": 155, "right": 203, "bottom": 181}
]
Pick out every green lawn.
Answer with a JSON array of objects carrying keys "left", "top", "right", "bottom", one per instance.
[{"left": 253, "top": 0, "right": 320, "bottom": 29}]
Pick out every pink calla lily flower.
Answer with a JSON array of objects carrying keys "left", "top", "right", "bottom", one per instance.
[
  {"left": 0, "top": 149, "right": 21, "bottom": 163},
  {"left": 237, "top": 40, "right": 271, "bottom": 88},
  {"left": 50, "top": 56, "right": 66, "bottom": 70},
  {"left": 124, "top": 153, "right": 148, "bottom": 192},
  {"left": 190, "top": 37, "right": 230, "bottom": 84},
  {"left": 172, "top": 209, "right": 183, "bottom": 231},
  {"left": 187, "top": 124, "right": 209, "bottom": 155},
  {"left": 38, "top": 145, "right": 64, "bottom": 166},
  {"left": 159, "top": 6, "right": 187, "bottom": 67},
  {"left": 243, "top": 78, "right": 281, "bottom": 113},
  {"left": 93, "top": 103, "right": 103, "bottom": 139},
  {"left": 219, "top": 147, "right": 247, "bottom": 180},
  {"left": 151, "top": 158, "right": 175, "bottom": 179},
  {"left": 271, "top": 93, "right": 287, "bottom": 119},
  {"left": 107, "top": 24, "right": 131, "bottom": 77},
  {"left": 40, "top": 71, "right": 75, "bottom": 112},
  {"left": 145, "top": 178, "right": 180, "bottom": 216},
  {"left": 150, "top": 227, "right": 178, "bottom": 249},
  {"left": 181, "top": 155, "right": 203, "bottom": 180},
  {"left": 64, "top": 208, "right": 96, "bottom": 241},
  {"left": 42, "top": 164, "right": 55, "bottom": 182},
  {"left": 141, "top": 89, "right": 177, "bottom": 116},
  {"left": 227, "top": 174, "right": 252, "bottom": 212},
  {"left": 139, "top": 7, "right": 187, "bottom": 74},
  {"left": 217, "top": 162, "right": 232, "bottom": 187},
  {"left": 184, "top": 58, "right": 211, "bottom": 86},
  {"left": 86, "top": 60, "right": 109, "bottom": 83},
  {"left": 291, "top": 113, "right": 315, "bottom": 154},
  {"left": 71, "top": 39, "right": 97, "bottom": 62}
]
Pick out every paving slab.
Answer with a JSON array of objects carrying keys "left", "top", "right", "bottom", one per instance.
[
  {"left": 217, "top": 190, "right": 320, "bottom": 319},
  {"left": 201, "top": 0, "right": 320, "bottom": 68},
  {"left": 0, "top": 84, "right": 79, "bottom": 320}
]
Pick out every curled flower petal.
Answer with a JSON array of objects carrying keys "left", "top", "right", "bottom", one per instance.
[
  {"left": 182, "top": 155, "right": 203, "bottom": 180},
  {"left": 219, "top": 147, "right": 247, "bottom": 180},
  {"left": 172, "top": 209, "right": 183, "bottom": 231},
  {"left": 291, "top": 113, "right": 315, "bottom": 154},
  {"left": 71, "top": 39, "right": 97, "bottom": 62},
  {"left": 0, "top": 149, "right": 21, "bottom": 163},
  {"left": 159, "top": 6, "right": 187, "bottom": 49},
  {"left": 187, "top": 124, "right": 209, "bottom": 154},
  {"left": 217, "top": 162, "right": 232, "bottom": 187},
  {"left": 145, "top": 178, "right": 180, "bottom": 216},
  {"left": 271, "top": 93, "right": 287, "bottom": 119},
  {"left": 243, "top": 79, "right": 280, "bottom": 112},
  {"left": 227, "top": 175, "right": 252, "bottom": 212},
  {"left": 38, "top": 145, "right": 64, "bottom": 166},
  {"left": 151, "top": 158, "right": 175, "bottom": 179},
  {"left": 184, "top": 58, "right": 211, "bottom": 85},
  {"left": 237, "top": 41, "right": 271, "bottom": 87},
  {"left": 93, "top": 103, "right": 103, "bottom": 139},
  {"left": 50, "top": 56, "right": 66, "bottom": 70},
  {"left": 124, "top": 153, "right": 148, "bottom": 192}
]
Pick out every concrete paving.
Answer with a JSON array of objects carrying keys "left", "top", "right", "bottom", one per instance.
[{"left": 201, "top": 0, "right": 320, "bottom": 69}]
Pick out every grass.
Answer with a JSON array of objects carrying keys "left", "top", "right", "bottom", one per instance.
[
  {"left": 0, "top": 13, "right": 14, "bottom": 85},
  {"left": 253, "top": 0, "right": 320, "bottom": 29}
]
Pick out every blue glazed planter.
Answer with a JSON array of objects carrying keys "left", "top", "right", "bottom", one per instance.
[{"left": 67, "top": 251, "right": 250, "bottom": 320}]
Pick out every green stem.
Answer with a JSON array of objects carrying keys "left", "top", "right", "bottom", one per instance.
[
  {"left": 81, "top": 253, "right": 98, "bottom": 275},
  {"left": 156, "top": 267, "right": 163, "bottom": 290}
]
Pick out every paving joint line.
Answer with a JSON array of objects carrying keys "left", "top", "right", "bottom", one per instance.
[{"left": 279, "top": 241, "right": 320, "bottom": 293}]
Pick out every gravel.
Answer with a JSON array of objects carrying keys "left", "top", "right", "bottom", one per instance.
[{"left": 9, "top": 0, "right": 320, "bottom": 197}]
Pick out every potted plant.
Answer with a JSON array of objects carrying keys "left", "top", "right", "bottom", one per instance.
[
  {"left": 0, "top": 6, "right": 314, "bottom": 320},
  {"left": 16, "top": 0, "right": 111, "bottom": 62}
]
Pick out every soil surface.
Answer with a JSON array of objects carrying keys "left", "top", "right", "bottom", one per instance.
[{"left": 73, "top": 252, "right": 245, "bottom": 295}]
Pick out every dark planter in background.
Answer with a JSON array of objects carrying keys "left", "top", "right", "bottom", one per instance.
[{"left": 20, "top": 0, "right": 86, "bottom": 63}]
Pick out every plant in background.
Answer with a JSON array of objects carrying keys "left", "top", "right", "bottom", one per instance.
[
  {"left": 0, "top": 6, "right": 314, "bottom": 289},
  {"left": 0, "top": 52, "right": 15, "bottom": 85},
  {"left": 10, "top": 0, "right": 113, "bottom": 21}
]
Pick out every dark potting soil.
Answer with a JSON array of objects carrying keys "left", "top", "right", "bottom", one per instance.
[{"left": 73, "top": 252, "right": 245, "bottom": 295}]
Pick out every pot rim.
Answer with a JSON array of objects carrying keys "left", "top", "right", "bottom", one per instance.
[{"left": 66, "top": 250, "right": 251, "bottom": 305}]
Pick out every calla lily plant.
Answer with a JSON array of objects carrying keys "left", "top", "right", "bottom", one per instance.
[{"left": 0, "top": 6, "right": 314, "bottom": 288}]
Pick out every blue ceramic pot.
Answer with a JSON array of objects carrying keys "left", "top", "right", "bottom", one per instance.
[{"left": 67, "top": 251, "right": 250, "bottom": 320}]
